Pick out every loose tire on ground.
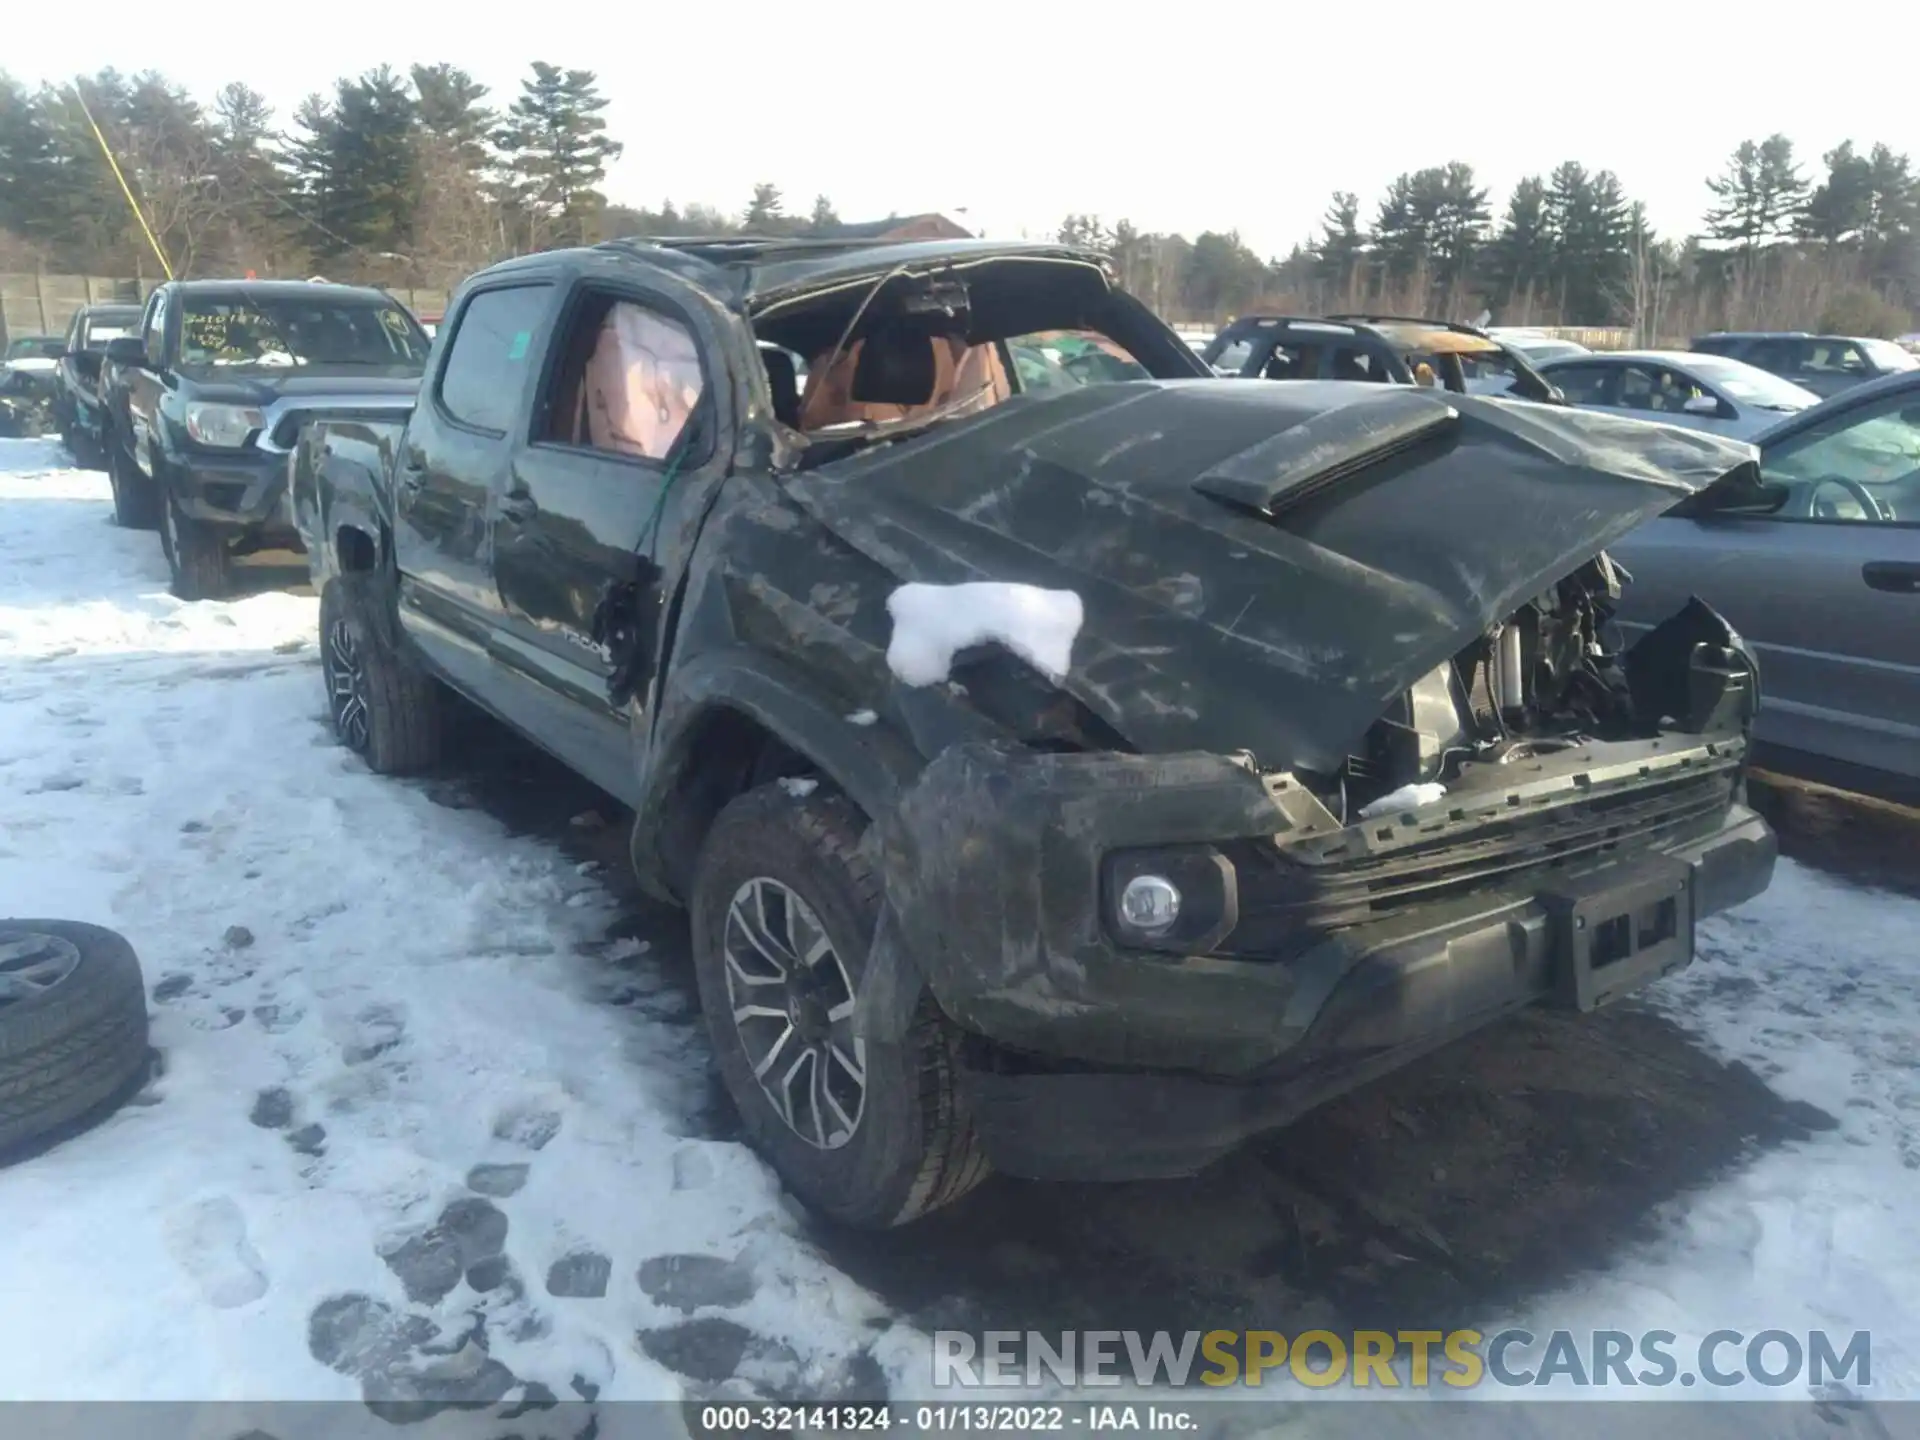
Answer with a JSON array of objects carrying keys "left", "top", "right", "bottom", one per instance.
[
  {"left": 161, "top": 493, "right": 232, "bottom": 601},
  {"left": 690, "top": 786, "right": 990, "bottom": 1228},
  {"left": 319, "top": 572, "right": 443, "bottom": 774},
  {"left": 0, "top": 920, "right": 152, "bottom": 1157},
  {"left": 106, "top": 444, "right": 160, "bottom": 529}
]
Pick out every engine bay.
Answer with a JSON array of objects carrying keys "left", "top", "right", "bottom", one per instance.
[{"left": 1315, "top": 552, "right": 1756, "bottom": 824}]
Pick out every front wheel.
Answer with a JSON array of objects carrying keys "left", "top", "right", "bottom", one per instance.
[
  {"left": 690, "top": 786, "right": 989, "bottom": 1228},
  {"left": 160, "top": 493, "right": 232, "bottom": 601},
  {"left": 318, "top": 573, "right": 443, "bottom": 774}
]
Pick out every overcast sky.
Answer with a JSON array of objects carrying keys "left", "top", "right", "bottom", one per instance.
[{"left": 14, "top": 1, "right": 1917, "bottom": 258}]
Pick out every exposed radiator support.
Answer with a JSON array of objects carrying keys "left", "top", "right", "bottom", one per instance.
[{"left": 1495, "top": 621, "right": 1527, "bottom": 725}]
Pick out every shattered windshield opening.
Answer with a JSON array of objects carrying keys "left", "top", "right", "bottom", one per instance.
[
  {"left": 749, "top": 257, "right": 1189, "bottom": 461},
  {"left": 177, "top": 295, "right": 432, "bottom": 375},
  {"left": 1007, "top": 331, "right": 1150, "bottom": 392}
]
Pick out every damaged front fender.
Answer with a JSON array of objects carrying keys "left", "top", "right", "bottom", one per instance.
[{"left": 864, "top": 741, "right": 1336, "bottom": 1070}]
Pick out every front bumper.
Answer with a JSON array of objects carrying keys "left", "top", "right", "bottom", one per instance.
[
  {"left": 167, "top": 445, "right": 300, "bottom": 544},
  {"left": 874, "top": 741, "right": 1776, "bottom": 1181}
]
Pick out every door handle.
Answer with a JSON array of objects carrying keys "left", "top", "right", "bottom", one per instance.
[{"left": 1862, "top": 561, "right": 1920, "bottom": 594}]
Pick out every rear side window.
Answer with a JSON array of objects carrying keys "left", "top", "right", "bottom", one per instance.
[
  {"left": 1262, "top": 342, "right": 1318, "bottom": 379},
  {"left": 1325, "top": 346, "right": 1383, "bottom": 382},
  {"left": 1747, "top": 338, "right": 1801, "bottom": 372},
  {"left": 1803, "top": 340, "right": 1868, "bottom": 377},
  {"left": 1549, "top": 364, "right": 1615, "bottom": 405},
  {"left": 1207, "top": 337, "right": 1254, "bottom": 374},
  {"left": 438, "top": 285, "right": 552, "bottom": 433}
]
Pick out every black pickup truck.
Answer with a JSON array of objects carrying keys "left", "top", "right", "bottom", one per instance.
[
  {"left": 101, "top": 279, "right": 430, "bottom": 599},
  {"left": 52, "top": 302, "right": 142, "bottom": 466},
  {"left": 295, "top": 235, "right": 1777, "bottom": 1228}
]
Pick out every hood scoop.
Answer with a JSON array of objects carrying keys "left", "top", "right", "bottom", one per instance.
[{"left": 1193, "top": 389, "right": 1459, "bottom": 517}]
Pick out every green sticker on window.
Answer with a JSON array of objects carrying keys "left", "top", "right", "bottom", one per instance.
[{"left": 507, "top": 331, "right": 530, "bottom": 361}]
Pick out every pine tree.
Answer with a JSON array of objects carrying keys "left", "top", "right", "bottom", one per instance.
[
  {"left": 408, "top": 65, "right": 497, "bottom": 276},
  {"left": 805, "top": 194, "right": 839, "bottom": 234},
  {"left": 1703, "top": 134, "right": 1810, "bottom": 254},
  {"left": 744, "top": 182, "right": 785, "bottom": 231},
  {"left": 1428, "top": 161, "right": 1489, "bottom": 290},
  {"left": 0, "top": 76, "right": 67, "bottom": 246},
  {"left": 1313, "top": 191, "right": 1365, "bottom": 293},
  {"left": 1371, "top": 172, "right": 1433, "bottom": 281},
  {"left": 410, "top": 64, "right": 493, "bottom": 173},
  {"left": 1797, "top": 141, "right": 1874, "bottom": 247},
  {"left": 329, "top": 67, "right": 419, "bottom": 261},
  {"left": 1485, "top": 176, "right": 1553, "bottom": 316},
  {"left": 210, "top": 83, "right": 293, "bottom": 272},
  {"left": 493, "top": 62, "right": 622, "bottom": 251}
]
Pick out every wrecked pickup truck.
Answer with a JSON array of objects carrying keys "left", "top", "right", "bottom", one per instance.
[{"left": 293, "top": 235, "right": 1778, "bottom": 1228}]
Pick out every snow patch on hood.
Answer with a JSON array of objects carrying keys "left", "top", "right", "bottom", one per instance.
[{"left": 885, "top": 582, "right": 1084, "bottom": 688}]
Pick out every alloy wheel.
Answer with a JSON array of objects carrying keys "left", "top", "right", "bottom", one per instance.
[
  {"left": 721, "top": 876, "right": 866, "bottom": 1150},
  {"left": 0, "top": 932, "right": 82, "bottom": 1008},
  {"left": 325, "top": 616, "right": 371, "bottom": 751}
]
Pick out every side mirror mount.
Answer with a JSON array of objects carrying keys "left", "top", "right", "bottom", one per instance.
[
  {"left": 1668, "top": 462, "right": 1791, "bottom": 520},
  {"left": 1683, "top": 394, "right": 1721, "bottom": 417},
  {"left": 104, "top": 336, "right": 147, "bottom": 366}
]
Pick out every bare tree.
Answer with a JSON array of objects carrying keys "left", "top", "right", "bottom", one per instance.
[
  {"left": 1613, "top": 212, "right": 1677, "bottom": 346},
  {"left": 408, "top": 139, "right": 503, "bottom": 286},
  {"left": 118, "top": 118, "right": 236, "bottom": 277}
]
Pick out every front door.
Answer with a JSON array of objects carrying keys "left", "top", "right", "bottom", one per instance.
[
  {"left": 393, "top": 280, "right": 557, "bottom": 692},
  {"left": 488, "top": 270, "right": 732, "bottom": 802}
]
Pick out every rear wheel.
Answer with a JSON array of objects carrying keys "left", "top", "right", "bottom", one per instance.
[
  {"left": 161, "top": 492, "right": 232, "bottom": 601},
  {"left": 690, "top": 786, "right": 989, "bottom": 1228},
  {"left": 319, "top": 573, "right": 443, "bottom": 774},
  {"left": 106, "top": 444, "right": 160, "bottom": 529}
]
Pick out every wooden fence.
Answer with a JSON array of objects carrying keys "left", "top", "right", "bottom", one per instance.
[{"left": 1, "top": 273, "right": 452, "bottom": 341}]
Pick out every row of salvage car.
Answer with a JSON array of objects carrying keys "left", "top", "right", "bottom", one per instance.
[{"left": 28, "top": 237, "right": 1920, "bottom": 1227}]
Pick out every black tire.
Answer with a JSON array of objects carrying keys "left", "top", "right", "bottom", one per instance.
[
  {"left": 0, "top": 920, "right": 152, "bottom": 1157},
  {"left": 690, "top": 786, "right": 989, "bottom": 1228},
  {"left": 106, "top": 443, "right": 161, "bottom": 529},
  {"left": 319, "top": 572, "right": 443, "bottom": 774},
  {"left": 161, "top": 491, "right": 232, "bottom": 601}
]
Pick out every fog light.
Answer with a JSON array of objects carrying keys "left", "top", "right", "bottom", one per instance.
[{"left": 1118, "top": 874, "right": 1182, "bottom": 935}]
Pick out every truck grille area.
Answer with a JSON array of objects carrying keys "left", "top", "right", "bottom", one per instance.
[{"left": 1222, "top": 763, "right": 1740, "bottom": 956}]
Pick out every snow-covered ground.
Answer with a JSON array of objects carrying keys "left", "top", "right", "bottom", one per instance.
[
  {"left": 3, "top": 436, "right": 1918, "bottom": 1429},
  {"left": 0, "top": 442, "right": 909, "bottom": 1418}
]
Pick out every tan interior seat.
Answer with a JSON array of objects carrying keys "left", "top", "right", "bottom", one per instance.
[
  {"left": 798, "top": 332, "right": 1010, "bottom": 431},
  {"left": 576, "top": 302, "right": 705, "bottom": 460}
]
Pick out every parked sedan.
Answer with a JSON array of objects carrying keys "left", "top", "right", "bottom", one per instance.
[
  {"left": 1606, "top": 370, "right": 1920, "bottom": 802},
  {"left": 1539, "top": 350, "right": 1818, "bottom": 441}
]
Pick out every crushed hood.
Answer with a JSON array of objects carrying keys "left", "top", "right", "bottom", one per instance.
[{"left": 786, "top": 380, "right": 1760, "bottom": 773}]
